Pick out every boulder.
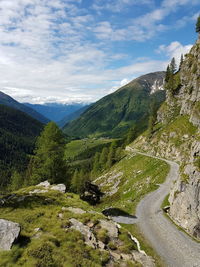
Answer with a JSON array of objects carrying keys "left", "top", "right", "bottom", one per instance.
[
  {"left": 36, "top": 181, "right": 50, "bottom": 188},
  {"left": 65, "top": 207, "right": 86, "bottom": 214},
  {"left": 51, "top": 184, "right": 66, "bottom": 193},
  {"left": 99, "top": 220, "right": 118, "bottom": 239},
  {"left": 0, "top": 219, "right": 20, "bottom": 250},
  {"left": 80, "top": 182, "right": 103, "bottom": 205},
  {"left": 69, "top": 218, "right": 97, "bottom": 248}
]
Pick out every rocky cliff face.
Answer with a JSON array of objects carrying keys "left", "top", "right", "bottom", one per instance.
[
  {"left": 168, "top": 38, "right": 200, "bottom": 239},
  {"left": 178, "top": 38, "right": 200, "bottom": 127},
  {"left": 132, "top": 37, "right": 200, "bottom": 239}
]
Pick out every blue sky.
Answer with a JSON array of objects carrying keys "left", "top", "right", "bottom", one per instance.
[{"left": 0, "top": 0, "right": 199, "bottom": 104}]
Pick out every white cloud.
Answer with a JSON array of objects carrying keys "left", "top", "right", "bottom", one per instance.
[
  {"left": 120, "top": 78, "right": 130, "bottom": 86},
  {"left": 0, "top": 0, "right": 198, "bottom": 104},
  {"left": 93, "top": 0, "right": 153, "bottom": 13},
  {"left": 157, "top": 41, "right": 193, "bottom": 64}
]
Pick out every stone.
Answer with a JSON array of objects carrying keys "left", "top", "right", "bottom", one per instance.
[
  {"left": 87, "top": 222, "right": 95, "bottom": 228},
  {"left": 37, "top": 181, "right": 50, "bottom": 188},
  {"left": 80, "top": 182, "right": 103, "bottom": 205},
  {"left": 163, "top": 206, "right": 170, "bottom": 213},
  {"left": 51, "top": 184, "right": 66, "bottom": 193},
  {"left": 99, "top": 220, "right": 118, "bottom": 239},
  {"left": 66, "top": 207, "right": 86, "bottom": 214},
  {"left": 29, "top": 189, "right": 48, "bottom": 194},
  {"left": 58, "top": 213, "right": 64, "bottom": 219},
  {"left": 0, "top": 219, "right": 20, "bottom": 250},
  {"left": 34, "top": 228, "right": 41, "bottom": 232},
  {"left": 69, "top": 218, "right": 97, "bottom": 248},
  {"left": 97, "top": 240, "right": 105, "bottom": 250},
  {"left": 110, "top": 251, "right": 121, "bottom": 261}
]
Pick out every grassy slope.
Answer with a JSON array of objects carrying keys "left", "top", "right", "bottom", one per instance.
[
  {"left": 95, "top": 152, "right": 169, "bottom": 266},
  {"left": 96, "top": 153, "right": 169, "bottom": 214},
  {"left": 0, "top": 189, "right": 107, "bottom": 267}
]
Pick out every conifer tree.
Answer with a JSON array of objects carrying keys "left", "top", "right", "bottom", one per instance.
[
  {"left": 115, "top": 147, "right": 123, "bottom": 161},
  {"left": 165, "top": 65, "right": 171, "bottom": 82},
  {"left": 126, "top": 125, "right": 137, "bottom": 145},
  {"left": 71, "top": 169, "right": 79, "bottom": 192},
  {"left": 170, "top": 57, "right": 177, "bottom": 74},
  {"left": 106, "top": 142, "right": 117, "bottom": 169},
  {"left": 92, "top": 152, "right": 101, "bottom": 175},
  {"left": 30, "top": 122, "right": 66, "bottom": 185},
  {"left": 99, "top": 147, "right": 108, "bottom": 169},
  {"left": 179, "top": 54, "right": 184, "bottom": 70},
  {"left": 147, "top": 99, "right": 157, "bottom": 138},
  {"left": 196, "top": 15, "right": 200, "bottom": 33},
  {"left": 10, "top": 171, "right": 23, "bottom": 191}
]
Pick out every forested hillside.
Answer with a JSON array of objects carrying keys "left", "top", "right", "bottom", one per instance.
[
  {"left": 0, "top": 91, "right": 49, "bottom": 123},
  {"left": 0, "top": 105, "right": 43, "bottom": 189}
]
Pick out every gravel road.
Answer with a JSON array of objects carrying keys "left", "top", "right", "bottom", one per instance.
[
  {"left": 111, "top": 148, "right": 200, "bottom": 266},
  {"left": 133, "top": 150, "right": 200, "bottom": 267}
]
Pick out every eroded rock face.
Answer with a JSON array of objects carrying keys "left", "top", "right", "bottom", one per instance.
[
  {"left": 169, "top": 140, "right": 200, "bottom": 238},
  {"left": 0, "top": 219, "right": 20, "bottom": 250}
]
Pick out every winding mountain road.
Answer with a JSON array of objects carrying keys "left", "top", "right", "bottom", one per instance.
[{"left": 127, "top": 148, "right": 200, "bottom": 267}]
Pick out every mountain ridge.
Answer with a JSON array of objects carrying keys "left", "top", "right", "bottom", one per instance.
[
  {"left": 63, "top": 71, "right": 166, "bottom": 138},
  {"left": 24, "top": 102, "right": 89, "bottom": 122},
  {"left": 0, "top": 91, "right": 49, "bottom": 123}
]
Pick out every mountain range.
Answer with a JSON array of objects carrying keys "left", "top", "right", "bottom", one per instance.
[{"left": 25, "top": 102, "right": 89, "bottom": 123}]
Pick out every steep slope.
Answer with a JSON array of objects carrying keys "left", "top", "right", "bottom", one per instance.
[
  {"left": 131, "top": 37, "right": 200, "bottom": 239},
  {"left": 63, "top": 72, "right": 166, "bottom": 138},
  {"left": 0, "top": 91, "right": 49, "bottom": 123},
  {"left": 0, "top": 104, "right": 43, "bottom": 188},
  {"left": 58, "top": 104, "right": 91, "bottom": 127},
  {"left": 25, "top": 102, "right": 88, "bottom": 122}
]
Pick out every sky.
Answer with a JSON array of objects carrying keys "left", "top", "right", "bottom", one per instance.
[{"left": 0, "top": 0, "right": 199, "bottom": 104}]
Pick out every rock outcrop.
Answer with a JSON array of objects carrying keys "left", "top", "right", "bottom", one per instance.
[
  {"left": 29, "top": 181, "right": 66, "bottom": 194},
  {"left": 0, "top": 219, "right": 20, "bottom": 250}
]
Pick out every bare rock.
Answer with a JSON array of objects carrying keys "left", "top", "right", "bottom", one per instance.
[
  {"left": 99, "top": 220, "right": 118, "bottom": 239},
  {"left": 65, "top": 207, "right": 86, "bottom": 214},
  {"left": 36, "top": 181, "right": 50, "bottom": 188},
  {"left": 29, "top": 189, "right": 48, "bottom": 194},
  {"left": 69, "top": 218, "right": 97, "bottom": 248},
  {"left": 51, "top": 184, "right": 66, "bottom": 193},
  {"left": 0, "top": 219, "right": 20, "bottom": 250},
  {"left": 132, "top": 251, "right": 155, "bottom": 267}
]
